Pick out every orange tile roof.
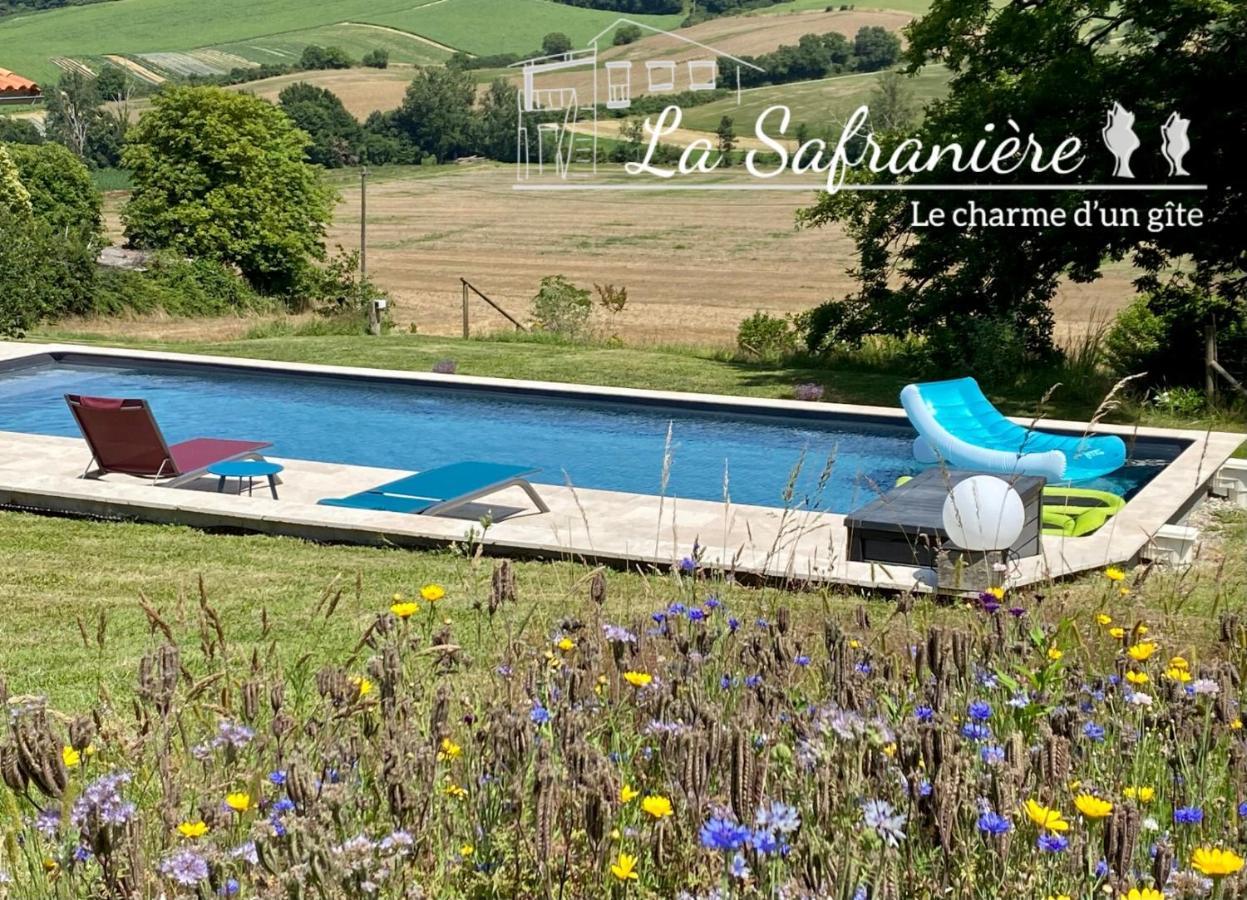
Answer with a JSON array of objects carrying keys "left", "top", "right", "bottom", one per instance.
[{"left": 0, "top": 67, "right": 40, "bottom": 95}]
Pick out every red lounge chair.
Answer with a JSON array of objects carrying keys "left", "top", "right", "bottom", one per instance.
[{"left": 65, "top": 394, "right": 271, "bottom": 488}]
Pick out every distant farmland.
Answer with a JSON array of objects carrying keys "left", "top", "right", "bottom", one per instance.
[{"left": 0, "top": 0, "right": 682, "bottom": 87}]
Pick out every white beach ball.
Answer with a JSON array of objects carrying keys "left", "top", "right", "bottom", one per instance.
[{"left": 941, "top": 475, "right": 1025, "bottom": 551}]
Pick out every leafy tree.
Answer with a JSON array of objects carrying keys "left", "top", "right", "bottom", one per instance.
[
  {"left": 867, "top": 70, "right": 917, "bottom": 132},
  {"left": 0, "top": 205, "right": 96, "bottom": 337},
  {"left": 393, "top": 67, "right": 476, "bottom": 162},
  {"left": 0, "top": 116, "right": 44, "bottom": 144},
  {"left": 715, "top": 115, "right": 735, "bottom": 166},
  {"left": 299, "top": 45, "right": 354, "bottom": 70},
  {"left": 531, "top": 275, "right": 592, "bottom": 338},
  {"left": 852, "top": 26, "right": 902, "bottom": 71},
  {"left": 0, "top": 145, "right": 32, "bottom": 216},
  {"left": 799, "top": 0, "right": 1247, "bottom": 386},
  {"left": 5, "top": 141, "right": 102, "bottom": 238},
  {"left": 475, "top": 78, "right": 519, "bottom": 162},
  {"left": 42, "top": 70, "right": 125, "bottom": 167},
  {"left": 279, "top": 82, "right": 364, "bottom": 168},
  {"left": 541, "top": 32, "right": 573, "bottom": 57},
  {"left": 361, "top": 49, "right": 390, "bottom": 69},
  {"left": 122, "top": 86, "right": 335, "bottom": 295}
]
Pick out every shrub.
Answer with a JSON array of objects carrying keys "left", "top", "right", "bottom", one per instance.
[
  {"left": 93, "top": 256, "right": 265, "bottom": 317},
  {"left": 737, "top": 311, "right": 798, "bottom": 357},
  {"left": 531, "top": 275, "right": 592, "bottom": 339},
  {"left": 613, "top": 23, "right": 643, "bottom": 45},
  {"left": 923, "top": 317, "right": 1028, "bottom": 387},
  {"left": 361, "top": 49, "right": 390, "bottom": 69},
  {"left": 299, "top": 44, "right": 354, "bottom": 70},
  {"left": 1103, "top": 296, "right": 1168, "bottom": 379}
]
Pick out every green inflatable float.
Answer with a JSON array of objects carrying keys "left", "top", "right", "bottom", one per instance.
[{"left": 894, "top": 478, "right": 1125, "bottom": 537}]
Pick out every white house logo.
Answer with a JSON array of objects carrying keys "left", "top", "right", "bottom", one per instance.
[{"left": 510, "top": 22, "right": 1204, "bottom": 210}]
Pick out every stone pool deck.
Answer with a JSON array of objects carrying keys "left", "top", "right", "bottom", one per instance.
[{"left": 0, "top": 341, "right": 1242, "bottom": 592}]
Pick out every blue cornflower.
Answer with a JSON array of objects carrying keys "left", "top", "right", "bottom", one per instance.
[
  {"left": 688, "top": 608, "right": 707, "bottom": 622},
  {"left": 1037, "top": 834, "right": 1068, "bottom": 853},
  {"left": 271, "top": 798, "right": 295, "bottom": 815},
  {"left": 852, "top": 887, "right": 868, "bottom": 900},
  {"left": 651, "top": 611, "right": 667, "bottom": 624},
  {"left": 1238, "top": 801, "right": 1247, "bottom": 818},
  {"left": 745, "top": 674, "right": 762, "bottom": 689},
  {"left": 705, "top": 596, "right": 721, "bottom": 610},
  {"left": 914, "top": 705, "right": 935, "bottom": 723},
  {"left": 977, "top": 811, "right": 1011, "bottom": 836},
  {"left": 979, "top": 744, "right": 1005, "bottom": 766},
  {"left": 755, "top": 618, "right": 769, "bottom": 629},
  {"left": 795, "top": 654, "right": 811, "bottom": 667},
  {"left": 755, "top": 800, "right": 800, "bottom": 834},
  {"left": 678, "top": 557, "right": 696, "bottom": 573},
  {"left": 1094, "top": 859, "right": 1109, "bottom": 878},
  {"left": 961, "top": 722, "right": 992, "bottom": 742},
  {"left": 968, "top": 701, "right": 992, "bottom": 722},
  {"left": 751, "top": 829, "right": 780, "bottom": 855},
  {"left": 667, "top": 603, "right": 687, "bottom": 616},
  {"left": 699, "top": 817, "right": 750, "bottom": 852},
  {"left": 219, "top": 879, "right": 240, "bottom": 896},
  {"left": 728, "top": 852, "right": 750, "bottom": 880},
  {"left": 1174, "top": 806, "right": 1203, "bottom": 825},
  {"left": 268, "top": 770, "right": 287, "bottom": 786},
  {"left": 915, "top": 778, "right": 932, "bottom": 798},
  {"left": 855, "top": 661, "right": 873, "bottom": 675},
  {"left": 1083, "top": 722, "right": 1106, "bottom": 742},
  {"left": 720, "top": 675, "right": 734, "bottom": 690},
  {"left": 861, "top": 799, "right": 907, "bottom": 847},
  {"left": 727, "top": 617, "right": 740, "bottom": 633},
  {"left": 530, "top": 702, "right": 551, "bottom": 726}
]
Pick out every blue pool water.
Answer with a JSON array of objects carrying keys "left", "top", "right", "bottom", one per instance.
[{"left": 0, "top": 358, "right": 1168, "bottom": 511}]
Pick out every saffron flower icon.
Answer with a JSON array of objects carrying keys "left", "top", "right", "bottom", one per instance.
[
  {"left": 641, "top": 795, "right": 673, "bottom": 819},
  {"left": 1073, "top": 794, "right": 1112, "bottom": 820},
  {"left": 1024, "top": 799, "right": 1069, "bottom": 832},
  {"left": 1191, "top": 846, "right": 1245, "bottom": 877},
  {"left": 610, "top": 852, "right": 639, "bottom": 882}
]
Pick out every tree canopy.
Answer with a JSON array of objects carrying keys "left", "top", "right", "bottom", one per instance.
[
  {"left": 799, "top": 0, "right": 1246, "bottom": 381},
  {"left": 122, "top": 86, "right": 335, "bottom": 295},
  {"left": 5, "top": 141, "right": 102, "bottom": 239}
]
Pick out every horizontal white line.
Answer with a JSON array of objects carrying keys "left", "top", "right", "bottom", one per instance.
[{"left": 514, "top": 183, "right": 1208, "bottom": 192}]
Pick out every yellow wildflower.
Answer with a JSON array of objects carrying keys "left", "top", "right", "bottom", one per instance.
[
  {"left": 1073, "top": 794, "right": 1113, "bottom": 819},
  {"left": 444, "top": 783, "right": 467, "bottom": 799},
  {"left": 420, "top": 584, "right": 445, "bottom": 602},
  {"left": 1119, "top": 587, "right": 1131, "bottom": 596},
  {"left": 1047, "top": 647, "right": 1064, "bottom": 661},
  {"left": 1125, "top": 671, "right": 1149, "bottom": 685},
  {"left": 1166, "top": 667, "right": 1192, "bottom": 684},
  {"left": 225, "top": 792, "right": 251, "bottom": 813},
  {"left": 1122, "top": 889, "right": 1164, "bottom": 900},
  {"left": 986, "top": 586, "right": 1005, "bottom": 600},
  {"left": 610, "top": 852, "right": 640, "bottom": 882},
  {"left": 620, "top": 784, "right": 639, "bottom": 804},
  {"left": 439, "top": 738, "right": 462, "bottom": 761},
  {"left": 1109, "top": 627, "right": 1126, "bottom": 639},
  {"left": 1136, "top": 624, "right": 1149, "bottom": 635},
  {"left": 460, "top": 844, "right": 474, "bottom": 858},
  {"left": 883, "top": 743, "right": 898, "bottom": 758},
  {"left": 61, "top": 746, "right": 81, "bottom": 767},
  {"left": 1096, "top": 614, "right": 1113, "bottom": 626},
  {"left": 1127, "top": 642, "right": 1158, "bottom": 662},
  {"left": 353, "top": 676, "right": 373, "bottom": 698},
  {"left": 623, "top": 671, "right": 652, "bottom": 688},
  {"left": 390, "top": 600, "right": 419, "bottom": 619},
  {"left": 1191, "top": 846, "right": 1245, "bottom": 877},
  {"left": 1024, "top": 799, "right": 1070, "bottom": 832},
  {"left": 1124, "top": 786, "right": 1155, "bottom": 803},
  {"left": 1168, "top": 656, "right": 1189, "bottom": 671},
  {"left": 557, "top": 636, "right": 575, "bottom": 652},
  {"left": 640, "top": 795, "right": 673, "bottom": 819},
  {"left": 1105, "top": 566, "right": 1126, "bottom": 582},
  {"left": 177, "top": 820, "right": 209, "bottom": 838},
  {"left": 1232, "top": 719, "right": 1243, "bottom": 730}
]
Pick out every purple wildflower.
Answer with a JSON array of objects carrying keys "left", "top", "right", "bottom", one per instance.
[{"left": 160, "top": 849, "right": 209, "bottom": 886}]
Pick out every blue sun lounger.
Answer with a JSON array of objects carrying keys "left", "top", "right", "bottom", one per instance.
[
  {"left": 320, "top": 461, "right": 549, "bottom": 516},
  {"left": 900, "top": 377, "right": 1127, "bottom": 482}
]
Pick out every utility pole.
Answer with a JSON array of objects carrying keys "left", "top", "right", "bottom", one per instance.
[{"left": 361, "top": 165, "right": 380, "bottom": 336}]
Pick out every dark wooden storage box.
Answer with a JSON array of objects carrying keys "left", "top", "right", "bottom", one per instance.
[{"left": 845, "top": 469, "right": 1045, "bottom": 568}]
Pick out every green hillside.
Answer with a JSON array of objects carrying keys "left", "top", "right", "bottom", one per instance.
[
  {"left": 0, "top": 0, "right": 682, "bottom": 86},
  {"left": 681, "top": 65, "right": 950, "bottom": 132}
]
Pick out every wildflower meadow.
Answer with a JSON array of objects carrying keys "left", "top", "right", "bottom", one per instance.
[{"left": 2, "top": 560, "right": 1246, "bottom": 899}]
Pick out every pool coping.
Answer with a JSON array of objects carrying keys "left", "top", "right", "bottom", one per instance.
[{"left": 0, "top": 340, "right": 1242, "bottom": 591}]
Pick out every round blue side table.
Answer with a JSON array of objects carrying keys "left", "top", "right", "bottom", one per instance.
[{"left": 208, "top": 460, "right": 284, "bottom": 499}]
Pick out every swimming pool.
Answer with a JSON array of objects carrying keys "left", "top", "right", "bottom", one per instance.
[{"left": 0, "top": 353, "right": 1176, "bottom": 511}]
